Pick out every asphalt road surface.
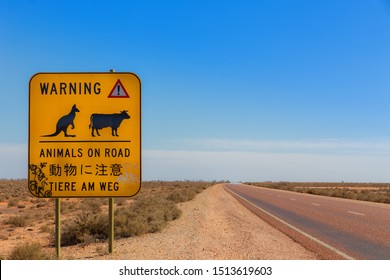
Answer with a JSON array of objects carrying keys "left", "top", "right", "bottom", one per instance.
[{"left": 225, "top": 183, "right": 390, "bottom": 260}]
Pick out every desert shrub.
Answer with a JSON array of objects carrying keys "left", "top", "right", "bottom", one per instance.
[
  {"left": 36, "top": 202, "right": 47, "bottom": 208},
  {"left": 30, "top": 198, "right": 39, "bottom": 204},
  {"left": 7, "top": 197, "right": 20, "bottom": 207},
  {"left": 115, "top": 196, "right": 181, "bottom": 238},
  {"left": 8, "top": 242, "right": 50, "bottom": 260},
  {"left": 61, "top": 213, "right": 108, "bottom": 246},
  {"left": 59, "top": 201, "right": 75, "bottom": 214},
  {"left": 165, "top": 183, "right": 210, "bottom": 203},
  {"left": 115, "top": 210, "right": 149, "bottom": 237},
  {"left": 39, "top": 224, "right": 51, "bottom": 233},
  {"left": 45, "top": 210, "right": 55, "bottom": 219},
  {"left": 80, "top": 199, "right": 104, "bottom": 214},
  {"left": 166, "top": 188, "right": 197, "bottom": 203},
  {"left": 4, "top": 215, "right": 31, "bottom": 227},
  {"left": 115, "top": 197, "right": 128, "bottom": 206},
  {"left": 357, "top": 191, "right": 390, "bottom": 204}
]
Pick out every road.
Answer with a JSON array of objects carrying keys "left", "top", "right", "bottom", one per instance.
[{"left": 225, "top": 183, "right": 390, "bottom": 260}]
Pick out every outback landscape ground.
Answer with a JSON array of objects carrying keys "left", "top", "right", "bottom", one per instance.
[
  {"left": 0, "top": 180, "right": 215, "bottom": 259},
  {"left": 0, "top": 179, "right": 388, "bottom": 260}
]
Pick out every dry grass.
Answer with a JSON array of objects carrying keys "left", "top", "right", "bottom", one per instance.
[
  {"left": 4, "top": 214, "right": 32, "bottom": 227},
  {"left": 8, "top": 242, "right": 52, "bottom": 260},
  {"left": 245, "top": 182, "right": 390, "bottom": 204},
  {"left": 0, "top": 179, "right": 215, "bottom": 259}
]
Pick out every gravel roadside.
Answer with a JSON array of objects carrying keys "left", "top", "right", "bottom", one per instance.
[{"left": 62, "top": 184, "right": 318, "bottom": 260}]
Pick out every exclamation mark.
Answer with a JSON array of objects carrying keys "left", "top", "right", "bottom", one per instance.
[{"left": 117, "top": 85, "right": 120, "bottom": 95}]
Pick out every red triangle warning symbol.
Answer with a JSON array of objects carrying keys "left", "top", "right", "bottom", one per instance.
[{"left": 108, "top": 79, "right": 130, "bottom": 98}]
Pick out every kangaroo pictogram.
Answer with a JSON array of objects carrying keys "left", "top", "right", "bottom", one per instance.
[{"left": 41, "top": 104, "right": 80, "bottom": 137}]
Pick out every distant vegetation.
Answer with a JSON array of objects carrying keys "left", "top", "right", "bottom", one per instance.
[
  {"left": 245, "top": 182, "right": 390, "bottom": 204},
  {"left": 0, "top": 179, "right": 217, "bottom": 259}
]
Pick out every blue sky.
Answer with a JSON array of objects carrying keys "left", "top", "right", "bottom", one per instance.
[{"left": 1, "top": 0, "right": 390, "bottom": 182}]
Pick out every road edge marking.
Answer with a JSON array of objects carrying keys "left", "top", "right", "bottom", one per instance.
[
  {"left": 347, "top": 211, "right": 365, "bottom": 216},
  {"left": 224, "top": 185, "right": 355, "bottom": 260}
]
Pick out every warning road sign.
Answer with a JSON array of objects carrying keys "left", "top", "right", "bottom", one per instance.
[
  {"left": 108, "top": 79, "right": 130, "bottom": 98},
  {"left": 28, "top": 72, "right": 141, "bottom": 198}
]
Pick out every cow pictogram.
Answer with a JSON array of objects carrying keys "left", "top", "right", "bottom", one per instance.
[{"left": 89, "top": 110, "right": 130, "bottom": 137}]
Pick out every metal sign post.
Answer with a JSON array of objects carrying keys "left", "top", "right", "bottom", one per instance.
[
  {"left": 55, "top": 198, "right": 60, "bottom": 258},
  {"left": 109, "top": 197, "right": 114, "bottom": 253}
]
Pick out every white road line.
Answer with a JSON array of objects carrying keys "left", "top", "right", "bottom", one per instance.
[
  {"left": 224, "top": 186, "right": 355, "bottom": 260},
  {"left": 311, "top": 203, "right": 321, "bottom": 206},
  {"left": 348, "top": 211, "right": 365, "bottom": 216}
]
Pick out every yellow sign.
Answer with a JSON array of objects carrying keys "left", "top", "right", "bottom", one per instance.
[{"left": 28, "top": 72, "right": 141, "bottom": 197}]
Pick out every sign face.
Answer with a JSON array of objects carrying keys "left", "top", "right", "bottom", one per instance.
[{"left": 28, "top": 72, "right": 141, "bottom": 198}]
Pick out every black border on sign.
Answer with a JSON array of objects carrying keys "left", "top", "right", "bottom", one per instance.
[{"left": 28, "top": 72, "right": 142, "bottom": 198}]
